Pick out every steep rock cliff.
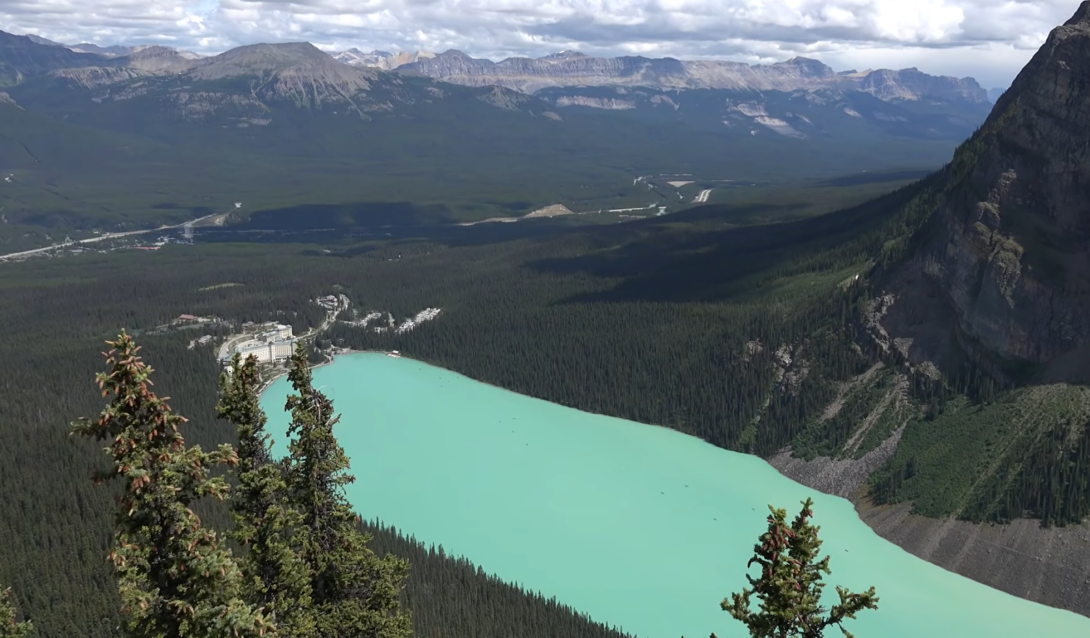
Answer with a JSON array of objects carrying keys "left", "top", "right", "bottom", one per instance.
[
  {"left": 877, "top": 1, "right": 1090, "bottom": 382},
  {"left": 774, "top": 2, "right": 1090, "bottom": 617}
]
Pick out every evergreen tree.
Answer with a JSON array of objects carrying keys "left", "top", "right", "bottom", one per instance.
[
  {"left": 218, "top": 354, "right": 317, "bottom": 637},
  {"left": 73, "top": 333, "right": 273, "bottom": 638},
  {"left": 1, "top": 587, "right": 32, "bottom": 638},
  {"left": 717, "top": 499, "right": 878, "bottom": 638},
  {"left": 282, "top": 345, "right": 412, "bottom": 638}
]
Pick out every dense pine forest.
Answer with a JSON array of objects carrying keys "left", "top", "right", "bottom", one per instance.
[
  {"left": 1, "top": 140, "right": 1089, "bottom": 633},
  {"left": 0, "top": 255, "right": 637, "bottom": 637}
]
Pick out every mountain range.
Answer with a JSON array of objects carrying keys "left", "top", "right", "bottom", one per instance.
[
  {"left": 4, "top": 28, "right": 992, "bottom": 105},
  {"left": 0, "top": 27, "right": 999, "bottom": 140},
  {"left": 0, "top": 25, "right": 999, "bottom": 252},
  {"left": 388, "top": 49, "right": 989, "bottom": 103},
  {"left": 0, "top": 28, "right": 999, "bottom": 134},
  {"left": 325, "top": 48, "right": 1010, "bottom": 106}
]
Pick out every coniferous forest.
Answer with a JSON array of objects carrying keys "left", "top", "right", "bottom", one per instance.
[{"left": 1, "top": 137, "right": 1089, "bottom": 632}]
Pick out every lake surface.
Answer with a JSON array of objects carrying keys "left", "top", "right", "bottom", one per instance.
[{"left": 261, "top": 353, "right": 1090, "bottom": 638}]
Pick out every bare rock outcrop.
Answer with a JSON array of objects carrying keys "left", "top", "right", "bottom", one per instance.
[
  {"left": 49, "top": 66, "right": 149, "bottom": 89},
  {"left": 859, "top": 501, "right": 1090, "bottom": 617},
  {"left": 879, "top": 2, "right": 1090, "bottom": 382},
  {"left": 776, "top": 3, "right": 1090, "bottom": 618}
]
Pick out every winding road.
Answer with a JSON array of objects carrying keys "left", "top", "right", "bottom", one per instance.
[{"left": 0, "top": 213, "right": 223, "bottom": 262}]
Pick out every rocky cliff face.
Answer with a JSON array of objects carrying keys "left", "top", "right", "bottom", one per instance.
[
  {"left": 393, "top": 49, "right": 987, "bottom": 104},
  {"left": 859, "top": 68, "right": 986, "bottom": 103},
  {"left": 773, "top": 3, "right": 1090, "bottom": 618},
  {"left": 877, "top": 1, "right": 1090, "bottom": 381}
]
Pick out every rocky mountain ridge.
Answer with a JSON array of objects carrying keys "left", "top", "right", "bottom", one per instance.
[
  {"left": 876, "top": 0, "right": 1090, "bottom": 384},
  {"left": 772, "top": 0, "right": 1090, "bottom": 617},
  {"left": 0, "top": 29, "right": 990, "bottom": 141},
  {"left": 382, "top": 49, "right": 987, "bottom": 104},
  {"left": 2, "top": 35, "right": 570, "bottom": 129},
  {"left": 3, "top": 28, "right": 988, "bottom": 115},
  {"left": 0, "top": 30, "right": 105, "bottom": 85},
  {"left": 332, "top": 48, "right": 434, "bottom": 70},
  {"left": 0, "top": 30, "right": 203, "bottom": 87},
  {"left": 15, "top": 32, "right": 201, "bottom": 60}
]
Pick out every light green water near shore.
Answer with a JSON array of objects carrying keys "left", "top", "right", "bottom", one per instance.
[{"left": 261, "top": 353, "right": 1090, "bottom": 638}]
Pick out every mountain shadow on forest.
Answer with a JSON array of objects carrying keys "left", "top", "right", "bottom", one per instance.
[{"left": 525, "top": 183, "right": 924, "bottom": 304}]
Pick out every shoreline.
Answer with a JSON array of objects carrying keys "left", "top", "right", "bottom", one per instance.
[
  {"left": 252, "top": 348, "right": 1090, "bottom": 620},
  {"left": 256, "top": 347, "right": 391, "bottom": 397}
]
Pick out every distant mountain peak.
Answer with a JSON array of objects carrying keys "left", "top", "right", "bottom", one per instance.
[
  {"left": 437, "top": 49, "right": 474, "bottom": 59},
  {"left": 333, "top": 48, "right": 432, "bottom": 70},
  {"left": 25, "top": 34, "right": 63, "bottom": 47},
  {"left": 227, "top": 41, "right": 329, "bottom": 64},
  {"left": 0, "top": 30, "right": 108, "bottom": 86},
  {"left": 114, "top": 45, "right": 202, "bottom": 73},
  {"left": 341, "top": 47, "right": 391, "bottom": 57},
  {"left": 1066, "top": 0, "right": 1090, "bottom": 25},
  {"left": 191, "top": 41, "right": 343, "bottom": 79},
  {"left": 544, "top": 50, "right": 588, "bottom": 60}
]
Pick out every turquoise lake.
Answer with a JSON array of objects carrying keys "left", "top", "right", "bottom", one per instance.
[{"left": 261, "top": 353, "right": 1090, "bottom": 638}]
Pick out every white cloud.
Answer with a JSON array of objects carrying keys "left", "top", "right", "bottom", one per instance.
[{"left": 0, "top": 0, "right": 1082, "bottom": 87}]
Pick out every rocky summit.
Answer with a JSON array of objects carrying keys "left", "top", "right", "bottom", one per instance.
[
  {"left": 767, "top": 1, "right": 1090, "bottom": 617},
  {"left": 875, "top": 0, "right": 1090, "bottom": 384}
]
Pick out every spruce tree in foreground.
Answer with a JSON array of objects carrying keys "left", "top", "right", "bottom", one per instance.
[
  {"left": 714, "top": 498, "right": 878, "bottom": 638},
  {"left": 1, "top": 586, "right": 32, "bottom": 638},
  {"left": 218, "top": 354, "right": 317, "bottom": 637},
  {"left": 73, "top": 333, "right": 272, "bottom": 638},
  {"left": 282, "top": 344, "right": 412, "bottom": 638}
]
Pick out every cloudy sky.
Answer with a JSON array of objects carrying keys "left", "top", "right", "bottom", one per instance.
[{"left": 1, "top": 0, "right": 1083, "bottom": 87}]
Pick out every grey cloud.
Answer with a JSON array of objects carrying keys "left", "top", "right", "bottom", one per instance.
[{"left": 0, "top": 0, "right": 1082, "bottom": 85}]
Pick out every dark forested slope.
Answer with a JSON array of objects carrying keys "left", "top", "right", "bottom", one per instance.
[{"left": 0, "top": 258, "right": 638, "bottom": 638}]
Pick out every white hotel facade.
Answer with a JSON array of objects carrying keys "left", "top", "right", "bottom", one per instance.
[{"left": 226, "top": 323, "right": 297, "bottom": 364}]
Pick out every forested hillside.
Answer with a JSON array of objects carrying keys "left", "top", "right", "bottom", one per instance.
[
  {"left": 4, "top": 6, "right": 1090, "bottom": 632},
  {"left": 0, "top": 257, "right": 635, "bottom": 638},
  {"left": 0, "top": 141, "right": 1086, "bottom": 630}
]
